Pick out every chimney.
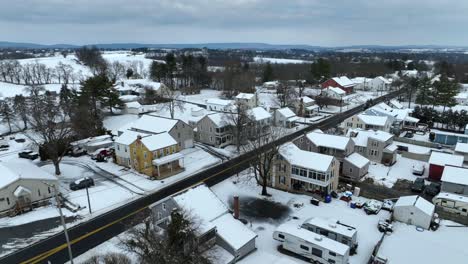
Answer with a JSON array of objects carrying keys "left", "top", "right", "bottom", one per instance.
[{"left": 233, "top": 196, "right": 239, "bottom": 219}]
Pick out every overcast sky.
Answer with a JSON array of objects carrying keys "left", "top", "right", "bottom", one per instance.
[{"left": 1, "top": 0, "right": 467, "bottom": 46}]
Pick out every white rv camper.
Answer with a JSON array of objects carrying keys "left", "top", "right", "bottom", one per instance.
[
  {"left": 273, "top": 223, "right": 350, "bottom": 264},
  {"left": 433, "top": 192, "right": 468, "bottom": 216},
  {"left": 301, "top": 217, "right": 358, "bottom": 255}
]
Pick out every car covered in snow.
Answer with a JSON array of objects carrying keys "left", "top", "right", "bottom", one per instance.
[
  {"left": 382, "top": 199, "right": 395, "bottom": 212},
  {"left": 18, "top": 150, "right": 39, "bottom": 160},
  {"left": 363, "top": 199, "right": 382, "bottom": 215},
  {"left": 412, "top": 163, "right": 425, "bottom": 176},
  {"left": 411, "top": 178, "right": 425, "bottom": 193},
  {"left": 70, "top": 177, "right": 95, "bottom": 191}
]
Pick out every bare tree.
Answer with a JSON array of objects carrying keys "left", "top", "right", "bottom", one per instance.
[
  {"left": 0, "top": 99, "right": 14, "bottom": 134},
  {"left": 107, "top": 61, "right": 126, "bottom": 82},
  {"left": 24, "top": 89, "right": 72, "bottom": 175},
  {"left": 159, "top": 87, "right": 183, "bottom": 119},
  {"left": 224, "top": 101, "right": 249, "bottom": 152},
  {"left": 121, "top": 209, "right": 213, "bottom": 264},
  {"left": 275, "top": 82, "right": 297, "bottom": 108}
]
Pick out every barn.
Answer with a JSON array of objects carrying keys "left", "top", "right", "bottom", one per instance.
[
  {"left": 321, "top": 76, "right": 355, "bottom": 94},
  {"left": 428, "top": 151, "right": 464, "bottom": 181},
  {"left": 393, "top": 195, "right": 435, "bottom": 230}
]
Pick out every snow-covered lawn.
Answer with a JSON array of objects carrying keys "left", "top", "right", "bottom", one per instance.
[{"left": 366, "top": 155, "right": 428, "bottom": 188}]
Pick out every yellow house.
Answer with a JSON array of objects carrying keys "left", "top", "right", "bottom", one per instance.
[{"left": 129, "top": 132, "right": 184, "bottom": 179}]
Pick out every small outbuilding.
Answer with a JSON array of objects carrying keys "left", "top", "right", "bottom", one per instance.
[
  {"left": 441, "top": 166, "right": 468, "bottom": 195},
  {"left": 428, "top": 151, "right": 464, "bottom": 181},
  {"left": 454, "top": 142, "right": 468, "bottom": 162},
  {"left": 342, "top": 153, "right": 370, "bottom": 180},
  {"left": 393, "top": 195, "right": 435, "bottom": 230}
]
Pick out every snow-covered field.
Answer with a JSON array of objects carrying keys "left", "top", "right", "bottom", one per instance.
[{"left": 253, "top": 57, "right": 313, "bottom": 64}]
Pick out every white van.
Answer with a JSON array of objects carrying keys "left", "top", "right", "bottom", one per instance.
[
  {"left": 433, "top": 192, "right": 468, "bottom": 216},
  {"left": 274, "top": 223, "right": 350, "bottom": 264}
]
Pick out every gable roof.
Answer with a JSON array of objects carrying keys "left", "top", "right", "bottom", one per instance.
[
  {"left": 206, "top": 98, "right": 233, "bottom": 106},
  {"left": 248, "top": 107, "right": 272, "bottom": 121},
  {"left": 205, "top": 113, "right": 232, "bottom": 127},
  {"left": 121, "top": 114, "right": 178, "bottom": 134},
  {"left": 300, "top": 96, "right": 314, "bottom": 104},
  {"left": 455, "top": 142, "right": 468, "bottom": 154},
  {"left": 325, "top": 86, "right": 346, "bottom": 95},
  {"left": 347, "top": 129, "right": 393, "bottom": 147},
  {"left": 0, "top": 161, "right": 57, "bottom": 189},
  {"left": 441, "top": 166, "right": 468, "bottom": 186},
  {"left": 235, "top": 93, "right": 255, "bottom": 100},
  {"left": 374, "top": 76, "right": 391, "bottom": 84},
  {"left": 279, "top": 143, "right": 334, "bottom": 172},
  {"left": 306, "top": 131, "right": 351, "bottom": 151},
  {"left": 345, "top": 153, "right": 370, "bottom": 168},
  {"left": 332, "top": 76, "right": 354, "bottom": 87},
  {"left": 140, "top": 132, "right": 177, "bottom": 151},
  {"left": 395, "top": 195, "right": 434, "bottom": 216},
  {"left": 115, "top": 130, "right": 150, "bottom": 145},
  {"left": 428, "top": 151, "right": 464, "bottom": 167},
  {"left": 277, "top": 107, "right": 296, "bottom": 118},
  {"left": 358, "top": 114, "right": 389, "bottom": 126}
]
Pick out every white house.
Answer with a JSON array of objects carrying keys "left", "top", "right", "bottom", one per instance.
[
  {"left": 0, "top": 161, "right": 58, "bottom": 214},
  {"left": 274, "top": 107, "right": 299, "bottom": 128},
  {"left": 206, "top": 98, "right": 234, "bottom": 112},
  {"left": 351, "top": 77, "right": 372, "bottom": 91},
  {"left": 235, "top": 93, "right": 257, "bottom": 109},
  {"left": 441, "top": 166, "right": 468, "bottom": 195},
  {"left": 454, "top": 142, "right": 468, "bottom": 162},
  {"left": 323, "top": 87, "right": 346, "bottom": 100},
  {"left": 370, "top": 76, "right": 391, "bottom": 92},
  {"left": 343, "top": 113, "right": 392, "bottom": 132},
  {"left": 124, "top": 101, "right": 142, "bottom": 115},
  {"left": 393, "top": 195, "right": 435, "bottom": 229},
  {"left": 263, "top": 80, "right": 280, "bottom": 90}
]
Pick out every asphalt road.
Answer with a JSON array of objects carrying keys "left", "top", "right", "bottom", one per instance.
[{"left": 0, "top": 91, "right": 400, "bottom": 264}]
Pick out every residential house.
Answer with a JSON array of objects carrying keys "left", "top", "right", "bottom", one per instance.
[
  {"left": 342, "top": 153, "right": 370, "bottom": 181},
  {"left": 428, "top": 151, "right": 464, "bottom": 181},
  {"left": 274, "top": 107, "right": 299, "bottom": 128},
  {"left": 123, "top": 101, "right": 142, "bottom": 115},
  {"left": 129, "top": 133, "right": 184, "bottom": 179},
  {"left": 70, "top": 135, "right": 113, "bottom": 154},
  {"left": 115, "top": 79, "right": 167, "bottom": 97},
  {"left": 263, "top": 80, "right": 280, "bottom": 90},
  {"left": 321, "top": 76, "right": 355, "bottom": 94},
  {"left": 114, "top": 130, "right": 146, "bottom": 167},
  {"left": 364, "top": 103, "right": 419, "bottom": 132},
  {"left": 343, "top": 113, "right": 392, "bottom": 132},
  {"left": 454, "top": 142, "right": 468, "bottom": 162},
  {"left": 119, "top": 114, "right": 194, "bottom": 149},
  {"left": 196, "top": 113, "right": 233, "bottom": 148},
  {"left": 370, "top": 76, "right": 391, "bottom": 92},
  {"left": 393, "top": 195, "right": 435, "bottom": 230},
  {"left": 235, "top": 93, "right": 257, "bottom": 109},
  {"left": 294, "top": 96, "right": 317, "bottom": 117},
  {"left": 322, "top": 87, "right": 346, "bottom": 100},
  {"left": 150, "top": 184, "right": 257, "bottom": 262},
  {"left": 441, "top": 166, "right": 468, "bottom": 195},
  {"left": 0, "top": 161, "right": 57, "bottom": 215},
  {"left": 206, "top": 98, "right": 234, "bottom": 112},
  {"left": 293, "top": 131, "right": 354, "bottom": 171},
  {"left": 389, "top": 99, "right": 404, "bottom": 109},
  {"left": 347, "top": 129, "right": 397, "bottom": 165},
  {"left": 273, "top": 143, "right": 339, "bottom": 195},
  {"left": 351, "top": 77, "right": 372, "bottom": 91},
  {"left": 247, "top": 107, "right": 272, "bottom": 139}
]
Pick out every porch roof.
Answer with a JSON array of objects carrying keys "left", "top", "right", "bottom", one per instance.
[
  {"left": 14, "top": 186, "right": 32, "bottom": 197},
  {"left": 152, "top": 152, "right": 184, "bottom": 166}
]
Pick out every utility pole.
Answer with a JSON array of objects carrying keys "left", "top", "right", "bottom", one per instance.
[
  {"left": 86, "top": 187, "right": 92, "bottom": 214},
  {"left": 43, "top": 182, "right": 74, "bottom": 264}
]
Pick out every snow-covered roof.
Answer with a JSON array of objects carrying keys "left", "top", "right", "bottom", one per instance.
[
  {"left": 351, "top": 77, "right": 372, "bottom": 84},
  {"left": 303, "top": 217, "right": 357, "bottom": 238},
  {"left": 235, "top": 93, "right": 255, "bottom": 100},
  {"left": 395, "top": 195, "right": 434, "bottom": 216},
  {"left": 275, "top": 223, "right": 349, "bottom": 256},
  {"left": 300, "top": 96, "right": 314, "bottom": 104},
  {"left": 344, "top": 153, "right": 370, "bottom": 168},
  {"left": 455, "top": 142, "right": 468, "bottom": 154},
  {"left": 115, "top": 130, "right": 149, "bottom": 145},
  {"left": 306, "top": 131, "right": 351, "bottom": 151},
  {"left": 441, "top": 166, "right": 468, "bottom": 186},
  {"left": 141, "top": 132, "right": 177, "bottom": 151},
  {"left": 0, "top": 161, "right": 57, "bottom": 189},
  {"left": 358, "top": 114, "right": 389, "bottom": 126},
  {"left": 277, "top": 107, "right": 296, "bottom": 118},
  {"left": 206, "top": 113, "right": 232, "bottom": 127},
  {"left": 428, "top": 151, "right": 464, "bottom": 167},
  {"left": 385, "top": 143, "right": 398, "bottom": 152},
  {"left": 152, "top": 152, "right": 184, "bottom": 166},
  {"left": 279, "top": 143, "right": 334, "bottom": 172},
  {"left": 206, "top": 98, "right": 233, "bottom": 106},
  {"left": 347, "top": 129, "right": 393, "bottom": 147},
  {"left": 119, "top": 95, "right": 139, "bottom": 102},
  {"left": 404, "top": 115, "right": 420, "bottom": 123},
  {"left": 248, "top": 107, "right": 272, "bottom": 121},
  {"left": 306, "top": 105, "right": 319, "bottom": 111},
  {"left": 434, "top": 192, "right": 468, "bottom": 204},
  {"left": 71, "top": 135, "right": 112, "bottom": 147},
  {"left": 211, "top": 213, "right": 257, "bottom": 251},
  {"left": 13, "top": 186, "right": 31, "bottom": 197},
  {"left": 263, "top": 80, "right": 279, "bottom": 86},
  {"left": 332, "top": 76, "right": 354, "bottom": 88},
  {"left": 389, "top": 99, "right": 403, "bottom": 109},
  {"left": 125, "top": 101, "right": 141, "bottom": 109},
  {"left": 123, "top": 114, "right": 178, "bottom": 134},
  {"left": 375, "top": 76, "right": 391, "bottom": 84},
  {"left": 324, "top": 86, "right": 346, "bottom": 95}
]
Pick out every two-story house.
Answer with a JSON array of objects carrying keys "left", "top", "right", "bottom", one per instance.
[
  {"left": 206, "top": 98, "right": 234, "bottom": 112},
  {"left": 274, "top": 107, "right": 299, "bottom": 128},
  {"left": 343, "top": 113, "right": 392, "bottom": 132},
  {"left": 119, "top": 114, "right": 194, "bottom": 149},
  {"left": 196, "top": 113, "right": 233, "bottom": 148},
  {"left": 293, "top": 131, "right": 354, "bottom": 172},
  {"left": 273, "top": 143, "right": 339, "bottom": 196},
  {"left": 370, "top": 76, "right": 391, "bottom": 92},
  {"left": 346, "top": 129, "right": 397, "bottom": 165},
  {"left": 247, "top": 107, "right": 272, "bottom": 139}
]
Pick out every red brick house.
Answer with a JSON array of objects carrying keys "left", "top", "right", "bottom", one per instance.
[
  {"left": 428, "top": 151, "right": 464, "bottom": 181},
  {"left": 321, "top": 76, "right": 355, "bottom": 94}
]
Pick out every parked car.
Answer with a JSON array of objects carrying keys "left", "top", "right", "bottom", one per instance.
[
  {"left": 382, "top": 199, "right": 395, "bottom": 212},
  {"left": 69, "top": 147, "right": 87, "bottom": 157},
  {"left": 18, "top": 150, "right": 39, "bottom": 160},
  {"left": 411, "top": 178, "right": 425, "bottom": 192},
  {"left": 424, "top": 182, "right": 441, "bottom": 196},
  {"left": 412, "top": 163, "right": 425, "bottom": 176},
  {"left": 70, "top": 177, "right": 95, "bottom": 191},
  {"left": 404, "top": 131, "right": 414, "bottom": 138},
  {"left": 363, "top": 200, "right": 382, "bottom": 215},
  {"left": 377, "top": 219, "right": 393, "bottom": 233}
]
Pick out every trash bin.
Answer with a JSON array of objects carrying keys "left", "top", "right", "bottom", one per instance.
[
  {"left": 350, "top": 202, "right": 356, "bottom": 209},
  {"left": 311, "top": 198, "right": 320, "bottom": 206},
  {"left": 325, "top": 195, "right": 332, "bottom": 203}
]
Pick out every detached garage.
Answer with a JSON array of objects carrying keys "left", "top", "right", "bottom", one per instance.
[
  {"left": 393, "top": 195, "right": 435, "bottom": 230},
  {"left": 428, "top": 151, "right": 464, "bottom": 181}
]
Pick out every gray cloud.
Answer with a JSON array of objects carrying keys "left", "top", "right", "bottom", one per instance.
[{"left": 0, "top": 0, "right": 467, "bottom": 46}]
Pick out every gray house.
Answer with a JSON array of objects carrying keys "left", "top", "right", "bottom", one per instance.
[
  {"left": 441, "top": 166, "right": 468, "bottom": 195},
  {"left": 342, "top": 153, "right": 370, "bottom": 180},
  {"left": 347, "top": 129, "right": 397, "bottom": 165},
  {"left": 119, "top": 114, "right": 194, "bottom": 149},
  {"left": 149, "top": 185, "right": 257, "bottom": 262},
  {"left": 294, "top": 131, "right": 354, "bottom": 162},
  {"left": 196, "top": 113, "right": 233, "bottom": 148}
]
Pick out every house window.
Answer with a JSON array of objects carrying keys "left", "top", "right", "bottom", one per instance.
[
  {"left": 210, "top": 136, "right": 213, "bottom": 142},
  {"left": 300, "top": 245, "right": 309, "bottom": 251},
  {"left": 178, "top": 132, "right": 181, "bottom": 138},
  {"left": 117, "top": 145, "right": 120, "bottom": 151},
  {"left": 328, "top": 259, "right": 336, "bottom": 264},
  {"left": 144, "top": 162, "right": 148, "bottom": 168},
  {"left": 280, "top": 176, "right": 286, "bottom": 184},
  {"left": 349, "top": 168, "right": 353, "bottom": 173},
  {"left": 278, "top": 234, "right": 285, "bottom": 239},
  {"left": 157, "top": 212, "right": 162, "bottom": 220},
  {"left": 38, "top": 189, "right": 41, "bottom": 196},
  {"left": 162, "top": 203, "right": 167, "bottom": 211},
  {"left": 144, "top": 152, "right": 147, "bottom": 159},
  {"left": 125, "top": 147, "right": 128, "bottom": 153},
  {"left": 7, "top": 197, "right": 10, "bottom": 205},
  {"left": 312, "top": 248, "right": 322, "bottom": 258},
  {"left": 329, "top": 251, "right": 336, "bottom": 256},
  {"left": 210, "top": 127, "right": 212, "bottom": 132},
  {"left": 48, "top": 187, "right": 51, "bottom": 194}
]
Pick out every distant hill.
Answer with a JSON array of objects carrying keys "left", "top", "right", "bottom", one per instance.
[{"left": 0, "top": 41, "right": 466, "bottom": 51}]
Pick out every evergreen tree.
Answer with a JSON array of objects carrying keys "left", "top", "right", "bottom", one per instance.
[
  {"left": 433, "top": 75, "right": 459, "bottom": 112},
  {"left": 415, "top": 77, "right": 432, "bottom": 105},
  {"left": 262, "top": 62, "right": 274, "bottom": 83},
  {"left": 126, "top": 68, "right": 134, "bottom": 79},
  {"left": 310, "top": 58, "right": 331, "bottom": 84},
  {"left": 59, "top": 84, "right": 75, "bottom": 118}
]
